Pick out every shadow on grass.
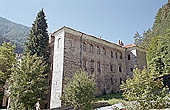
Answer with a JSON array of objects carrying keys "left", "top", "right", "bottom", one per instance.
[{"left": 96, "top": 93, "right": 123, "bottom": 101}]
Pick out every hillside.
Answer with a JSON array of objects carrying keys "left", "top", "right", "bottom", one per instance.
[{"left": 0, "top": 17, "right": 30, "bottom": 53}]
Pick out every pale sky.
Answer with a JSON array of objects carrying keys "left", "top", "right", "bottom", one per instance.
[{"left": 0, "top": 0, "right": 167, "bottom": 44}]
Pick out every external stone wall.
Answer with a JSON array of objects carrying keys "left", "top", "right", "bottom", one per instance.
[
  {"left": 62, "top": 31, "right": 127, "bottom": 96},
  {"left": 49, "top": 26, "right": 147, "bottom": 109},
  {"left": 126, "top": 47, "right": 146, "bottom": 78},
  {"left": 136, "top": 49, "right": 147, "bottom": 70},
  {"left": 50, "top": 30, "right": 65, "bottom": 109}
]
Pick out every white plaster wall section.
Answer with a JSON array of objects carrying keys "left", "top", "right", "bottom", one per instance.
[{"left": 50, "top": 31, "right": 65, "bottom": 109}]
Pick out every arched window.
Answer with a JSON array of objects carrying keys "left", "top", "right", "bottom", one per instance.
[
  {"left": 120, "top": 53, "right": 122, "bottom": 59},
  {"left": 110, "top": 64, "right": 113, "bottom": 71},
  {"left": 57, "top": 38, "right": 61, "bottom": 48},
  {"left": 111, "top": 51, "right": 113, "bottom": 57},
  {"left": 115, "top": 52, "right": 118, "bottom": 59},
  {"left": 90, "top": 44, "right": 94, "bottom": 53},
  {"left": 83, "top": 42, "right": 86, "bottom": 51},
  {"left": 103, "top": 47, "right": 106, "bottom": 55},
  {"left": 97, "top": 46, "right": 100, "bottom": 54},
  {"left": 119, "top": 65, "right": 122, "bottom": 72}
]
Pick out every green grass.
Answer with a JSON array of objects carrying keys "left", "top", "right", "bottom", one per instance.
[{"left": 96, "top": 93, "right": 126, "bottom": 105}]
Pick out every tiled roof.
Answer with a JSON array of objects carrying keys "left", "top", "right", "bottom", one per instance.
[{"left": 123, "top": 44, "right": 136, "bottom": 48}]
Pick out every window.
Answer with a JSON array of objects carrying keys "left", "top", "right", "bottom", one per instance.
[
  {"left": 90, "top": 60, "right": 94, "bottom": 74},
  {"left": 111, "top": 51, "right": 113, "bottom": 57},
  {"left": 111, "top": 78, "right": 113, "bottom": 85},
  {"left": 90, "top": 60, "right": 94, "bottom": 68},
  {"left": 120, "top": 53, "right": 122, "bottom": 59},
  {"left": 128, "top": 54, "right": 130, "bottom": 60},
  {"left": 97, "top": 46, "right": 100, "bottom": 54},
  {"left": 110, "top": 64, "right": 113, "bottom": 72},
  {"left": 83, "top": 42, "right": 86, "bottom": 51},
  {"left": 119, "top": 65, "right": 122, "bottom": 72},
  {"left": 97, "top": 62, "right": 101, "bottom": 72},
  {"left": 120, "top": 78, "right": 122, "bottom": 84},
  {"left": 115, "top": 52, "right": 118, "bottom": 59},
  {"left": 90, "top": 44, "right": 94, "bottom": 53},
  {"left": 130, "top": 68, "right": 133, "bottom": 72},
  {"left": 103, "top": 47, "right": 106, "bottom": 55},
  {"left": 83, "top": 59, "right": 87, "bottom": 70},
  {"left": 57, "top": 38, "right": 61, "bottom": 48}
]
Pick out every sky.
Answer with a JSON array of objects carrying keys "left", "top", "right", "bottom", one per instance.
[{"left": 0, "top": 0, "right": 168, "bottom": 45}]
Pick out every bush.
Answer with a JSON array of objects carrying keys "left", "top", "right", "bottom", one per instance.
[
  {"left": 61, "top": 70, "right": 96, "bottom": 110},
  {"left": 121, "top": 68, "right": 170, "bottom": 110}
]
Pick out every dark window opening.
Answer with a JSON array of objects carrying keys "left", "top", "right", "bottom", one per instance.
[
  {"left": 97, "top": 62, "right": 101, "bottom": 72},
  {"left": 57, "top": 38, "right": 61, "bottom": 48},
  {"left": 83, "top": 42, "right": 86, "bottom": 51},
  {"left": 120, "top": 53, "right": 122, "bottom": 59},
  {"left": 97, "top": 46, "right": 100, "bottom": 54},
  {"left": 90, "top": 60, "right": 94, "bottom": 74},
  {"left": 120, "top": 78, "right": 122, "bottom": 84},
  {"left": 90, "top": 44, "right": 94, "bottom": 53},
  {"left": 119, "top": 66, "right": 122, "bottom": 72},
  {"left": 103, "top": 47, "right": 106, "bottom": 55},
  {"left": 115, "top": 52, "right": 117, "bottom": 59},
  {"left": 111, "top": 78, "right": 113, "bottom": 85},
  {"left": 128, "top": 54, "right": 130, "bottom": 60},
  {"left": 130, "top": 68, "right": 133, "bottom": 72},
  {"left": 110, "top": 64, "right": 113, "bottom": 72},
  {"left": 111, "top": 51, "right": 113, "bottom": 57}
]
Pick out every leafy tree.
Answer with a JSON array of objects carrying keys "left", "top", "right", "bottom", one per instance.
[
  {"left": 9, "top": 53, "right": 47, "bottom": 110},
  {"left": 25, "top": 9, "right": 49, "bottom": 65},
  {"left": 0, "top": 42, "right": 16, "bottom": 86},
  {"left": 61, "top": 70, "right": 96, "bottom": 110},
  {"left": 121, "top": 68, "right": 170, "bottom": 110}
]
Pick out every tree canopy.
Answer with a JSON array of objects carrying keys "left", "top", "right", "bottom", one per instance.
[
  {"left": 0, "top": 42, "right": 16, "bottom": 85},
  {"left": 25, "top": 9, "right": 49, "bottom": 64},
  {"left": 61, "top": 70, "right": 96, "bottom": 110},
  {"left": 9, "top": 53, "right": 47, "bottom": 110}
]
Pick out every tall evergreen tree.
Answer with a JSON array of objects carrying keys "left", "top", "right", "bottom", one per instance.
[
  {"left": 134, "top": 32, "right": 142, "bottom": 46},
  {"left": 25, "top": 9, "right": 49, "bottom": 65}
]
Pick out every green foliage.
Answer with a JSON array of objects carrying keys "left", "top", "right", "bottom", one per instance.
[
  {"left": 134, "top": 2, "right": 170, "bottom": 49},
  {"left": 147, "top": 31, "right": 170, "bottom": 87},
  {"left": 97, "top": 93, "right": 123, "bottom": 101},
  {"left": 0, "top": 42, "right": 16, "bottom": 85},
  {"left": 9, "top": 53, "right": 47, "bottom": 110},
  {"left": 133, "top": 32, "right": 142, "bottom": 46},
  {"left": 25, "top": 9, "right": 49, "bottom": 64},
  {"left": 96, "top": 93, "right": 125, "bottom": 105},
  {"left": 121, "top": 68, "right": 170, "bottom": 109},
  {"left": 61, "top": 70, "right": 96, "bottom": 110}
]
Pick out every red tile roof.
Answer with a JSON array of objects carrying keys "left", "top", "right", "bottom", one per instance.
[{"left": 123, "top": 44, "right": 136, "bottom": 48}]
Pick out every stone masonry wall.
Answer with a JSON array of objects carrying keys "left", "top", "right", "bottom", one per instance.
[
  {"left": 49, "top": 27, "right": 147, "bottom": 109},
  {"left": 63, "top": 32, "right": 127, "bottom": 96}
]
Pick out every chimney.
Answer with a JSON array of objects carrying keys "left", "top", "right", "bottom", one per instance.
[{"left": 118, "top": 40, "right": 124, "bottom": 46}]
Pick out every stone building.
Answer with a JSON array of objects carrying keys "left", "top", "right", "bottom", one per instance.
[{"left": 48, "top": 26, "right": 146, "bottom": 109}]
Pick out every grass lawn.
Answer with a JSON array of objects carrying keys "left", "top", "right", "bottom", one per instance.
[{"left": 96, "top": 93, "right": 126, "bottom": 105}]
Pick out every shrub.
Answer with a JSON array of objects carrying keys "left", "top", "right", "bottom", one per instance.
[{"left": 61, "top": 70, "right": 96, "bottom": 110}]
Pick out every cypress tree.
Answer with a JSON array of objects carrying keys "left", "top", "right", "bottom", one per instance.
[{"left": 25, "top": 9, "right": 49, "bottom": 65}]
